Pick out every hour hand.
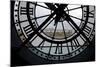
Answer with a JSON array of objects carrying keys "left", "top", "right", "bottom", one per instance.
[
  {"left": 45, "top": 3, "right": 56, "bottom": 10},
  {"left": 54, "top": 14, "right": 61, "bottom": 26}
]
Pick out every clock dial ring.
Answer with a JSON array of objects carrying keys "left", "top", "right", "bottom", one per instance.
[{"left": 13, "top": 1, "right": 95, "bottom": 60}]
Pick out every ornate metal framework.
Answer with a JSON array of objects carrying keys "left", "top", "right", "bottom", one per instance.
[{"left": 13, "top": 1, "right": 95, "bottom": 60}]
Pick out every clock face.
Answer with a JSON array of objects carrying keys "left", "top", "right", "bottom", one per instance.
[{"left": 14, "top": 1, "right": 95, "bottom": 60}]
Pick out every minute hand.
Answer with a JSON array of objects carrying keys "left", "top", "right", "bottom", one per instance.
[{"left": 63, "top": 11, "right": 91, "bottom": 45}]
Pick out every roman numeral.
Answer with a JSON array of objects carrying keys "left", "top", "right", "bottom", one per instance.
[
  {"left": 80, "top": 35, "right": 86, "bottom": 42},
  {"left": 55, "top": 44, "right": 62, "bottom": 54},
  {"left": 66, "top": 43, "right": 70, "bottom": 54},
  {"left": 88, "top": 10, "right": 94, "bottom": 18},
  {"left": 69, "top": 38, "right": 80, "bottom": 50},
  {"left": 20, "top": 7, "right": 33, "bottom": 15},
  {"left": 84, "top": 9, "right": 95, "bottom": 18},
  {"left": 70, "top": 41, "right": 74, "bottom": 50},
  {"left": 83, "top": 25, "right": 92, "bottom": 36},
  {"left": 38, "top": 40, "right": 45, "bottom": 50},
  {"left": 89, "top": 29, "right": 95, "bottom": 41},
  {"left": 23, "top": 25, "right": 34, "bottom": 37},
  {"left": 73, "top": 39, "right": 80, "bottom": 47}
]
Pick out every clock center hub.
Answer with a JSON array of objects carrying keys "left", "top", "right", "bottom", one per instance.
[{"left": 56, "top": 7, "right": 69, "bottom": 22}]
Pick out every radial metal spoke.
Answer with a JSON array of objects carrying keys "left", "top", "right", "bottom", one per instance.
[
  {"left": 67, "top": 20, "right": 77, "bottom": 33},
  {"left": 30, "top": 2, "right": 51, "bottom": 10},
  {"left": 63, "top": 11, "right": 91, "bottom": 45},
  {"left": 21, "top": 2, "right": 56, "bottom": 46},
  {"left": 62, "top": 22, "right": 71, "bottom": 54},
  {"left": 18, "top": 14, "right": 51, "bottom": 23},
  {"left": 41, "top": 17, "right": 55, "bottom": 32},
  {"left": 34, "top": 14, "right": 51, "bottom": 19},
  {"left": 48, "top": 20, "right": 58, "bottom": 54},
  {"left": 69, "top": 15, "right": 94, "bottom": 25},
  {"left": 52, "top": 21, "right": 58, "bottom": 39},
  {"left": 65, "top": 6, "right": 82, "bottom": 12},
  {"left": 62, "top": 21, "right": 67, "bottom": 39}
]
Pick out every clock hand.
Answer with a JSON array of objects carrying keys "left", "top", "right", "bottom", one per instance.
[
  {"left": 45, "top": 3, "right": 68, "bottom": 26},
  {"left": 45, "top": 3, "right": 56, "bottom": 10},
  {"left": 22, "top": 12, "right": 56, "bottom": 46},
  {"left": 21, "top": 3, "right": 57, "bottom": 46},
  {"left": 54, "top": 14, "right": 61, "bottom": 25},
  {"left": 62, "top": 11, "right": 91, "bottom": 45},
  {"left": 55, "top": 4, "right": 68, "bottom": 10},
  {"left": 54, "top": 4, "right": 68, "bottom": 26}
]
